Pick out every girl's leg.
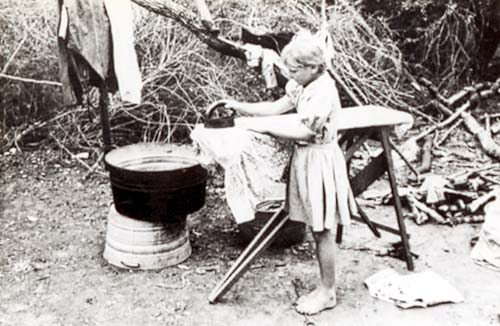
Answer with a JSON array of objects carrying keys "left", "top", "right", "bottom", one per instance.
[{"left": 295, "top": 228, "right": 337, "bottom": 315}]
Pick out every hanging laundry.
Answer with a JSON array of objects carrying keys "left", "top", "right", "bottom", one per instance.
[
  {"left": 242, "top": 43, "right": 289, "bottom": 89},
  {"left": 57, "top": 0, "right": 142, "bottom": 106},
  {"left": 104, "top": 0, "right": 142, "bottom": 104},
  {"left": 261, "top": 48, "right": 288, "bottom": 88},
  {"left": 57, "top": 0, "right": 116, "bottom": 105}
]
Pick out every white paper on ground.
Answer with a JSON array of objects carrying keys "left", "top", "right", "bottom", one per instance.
[{"left": 364, "top": 268, "right": 464, "bottom": 309}]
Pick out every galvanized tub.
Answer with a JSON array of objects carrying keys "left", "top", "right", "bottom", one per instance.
[
  {"left": 103, "top": 205, "right": 191, "bottom": 270},
  {"left": 104, "top": 143, "right": 207, "bottom": 222}
]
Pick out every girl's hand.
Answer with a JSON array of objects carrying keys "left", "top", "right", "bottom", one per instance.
[{"left": 222, "top": 99, "right": 240, "bottom": 112}]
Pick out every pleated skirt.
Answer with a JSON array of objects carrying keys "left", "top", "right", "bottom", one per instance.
[{"left": 286, "top": 142, "right": 356, "bottom": 232}]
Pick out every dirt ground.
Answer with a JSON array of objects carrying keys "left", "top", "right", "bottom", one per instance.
[{"left": 1, "top": 144, "right": 499, "bottom": 326}]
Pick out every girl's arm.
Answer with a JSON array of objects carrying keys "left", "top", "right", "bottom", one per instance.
[
  {"left": 237, "top": 114, "right": 315, "bottom": 141},
  {"left": 224, "top": 96, "right": 294, "bottom": 116}
]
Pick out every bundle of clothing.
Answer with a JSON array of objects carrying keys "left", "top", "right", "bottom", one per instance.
[{"left": 191, "top": 123, "right": 292, "bottom": 224}]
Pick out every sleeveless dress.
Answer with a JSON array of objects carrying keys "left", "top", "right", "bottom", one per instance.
[{"left": 285, "top": 72, "right": 357, "bottom": 232}]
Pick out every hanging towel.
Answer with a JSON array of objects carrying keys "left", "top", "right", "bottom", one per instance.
[{"left": 104, "top": 0, "right": 142, "bottom": 104}]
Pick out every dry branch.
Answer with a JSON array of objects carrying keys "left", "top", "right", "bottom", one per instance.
[
  {"left": 461, "top": 111, "right": 500, "bottom": 158},
  {"left": 449, "top": 163, "right": 500, "bottom": 181},
  {"left": 406, "top": 194, "right": 446, "bottom": 224},
  {"left": 417, "top": 77, "right": 500, "bottom": 160},
  {"left": 50, "top": 134, "right": 92, "bottom": 171},
  {"left": 412, "top": 101, "right": 471, "bottom": 142},
  {"left": 83, "top": 152, "right": 105, "bottom": 180},
  {"left": 436, "top": 119, "right": 462, "bottom": 147},
  {"left": 130, "top": 0, "right": 246, "bottom": 59},
  {"left": 0, "top": 73, "right": 62, "bottom": 87},
  {"left": 468, "top": 189, "right": 497, "bottom": 213}
]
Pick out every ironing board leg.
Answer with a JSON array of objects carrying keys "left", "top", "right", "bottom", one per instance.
[
  {"left": 335, "top": 224, "right": 343, "bottom": 244},
  {"left": 380, "top": 128, "right": 414, "bottom": 271},
  {"left": 336, "top": 202, "right": 381, "bottom": 244},
  {"left": 356, "top": 203, "right": 381, "bottom": 238},
  {"left": 208, "top": 207, "right": 288, "bottom": 303}
]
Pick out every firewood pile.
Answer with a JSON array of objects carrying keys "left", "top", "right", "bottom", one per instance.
[{"left": 380, "top": 166, "right": 500, "bottom": 226}]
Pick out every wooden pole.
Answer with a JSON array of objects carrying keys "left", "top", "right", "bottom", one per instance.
[
  {"left": 99, "top": 83, "right": 112, "bottom": 154},
  {"left": 380, "top": 128, "right": 414, "bottom": 271},
  {"left": 208, "top": 207, "right": 289, "bottom": 303}
]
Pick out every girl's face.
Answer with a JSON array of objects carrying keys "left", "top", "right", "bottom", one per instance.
[{"left": 286, "top": 63, "right": 320, "bottom": 86}]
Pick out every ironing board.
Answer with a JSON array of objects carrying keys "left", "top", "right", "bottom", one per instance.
[{"left": 208, "top": 106, "right": 415, "bottom": 303}]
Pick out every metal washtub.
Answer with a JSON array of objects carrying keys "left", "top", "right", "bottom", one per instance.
[{"left": 104, "top": 143, "right": 208, "bottom": 222}]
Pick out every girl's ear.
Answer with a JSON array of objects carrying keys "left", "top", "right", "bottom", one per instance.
[
  {"left": 311, "top": 64, "right": 324, "bottom": 76},
  {"left": 316, "top": 63, "right": 326, "bottom": 74}
]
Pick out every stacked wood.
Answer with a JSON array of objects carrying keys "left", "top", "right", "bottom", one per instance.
[{"left": 395, "top": 170, "right": 500, "bottom": 226}]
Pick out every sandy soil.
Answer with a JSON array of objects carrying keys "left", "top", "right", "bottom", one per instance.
[{"left": 0, "top": 148, "right": 499, "bottom": 326}]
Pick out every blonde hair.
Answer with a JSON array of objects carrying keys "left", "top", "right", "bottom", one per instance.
[{"left": 281, "top": 30, "right": 326, "bottom": 70}]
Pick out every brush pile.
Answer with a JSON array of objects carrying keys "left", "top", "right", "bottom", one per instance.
[{"left": 1, "top": 0, "right": 498, "bottom": 177}]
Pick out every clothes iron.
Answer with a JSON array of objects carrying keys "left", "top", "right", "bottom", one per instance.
[{"left": 204, "top": 100, "right": 235, "bottom": 128}]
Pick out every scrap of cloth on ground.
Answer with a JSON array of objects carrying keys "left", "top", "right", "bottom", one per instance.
[
  {"left": 190, "top": 125, "right": 292, "bottom": 224},
  {"left": 471, "top": 190, "right": 500, "bottom": 271},
  {"left": 57, "top": 0, "right": 142, "bottom": 105}
]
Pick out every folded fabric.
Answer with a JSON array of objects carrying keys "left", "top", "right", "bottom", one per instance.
[{"left": 364, "top": 268, "right": 464, "bottom": 309}]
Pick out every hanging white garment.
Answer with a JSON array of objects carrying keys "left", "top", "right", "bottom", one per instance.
[{"left": 104, "top": 0, "right": 142, "bottom": 104}]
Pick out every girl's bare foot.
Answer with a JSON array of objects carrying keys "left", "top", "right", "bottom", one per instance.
[{"left": 294, "top": 287, "right": 337, "bottom": 315}]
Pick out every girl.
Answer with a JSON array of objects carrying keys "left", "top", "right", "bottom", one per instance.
[{"left": 224, "top": 30, "right": 355, "bottom": 315}]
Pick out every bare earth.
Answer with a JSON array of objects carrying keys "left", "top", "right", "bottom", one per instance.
[{"left": 0, "top": 148, "right": 499, "bottom": 326}]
